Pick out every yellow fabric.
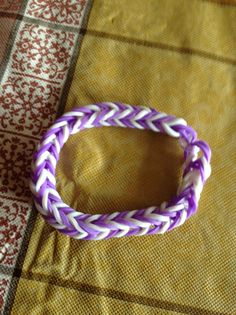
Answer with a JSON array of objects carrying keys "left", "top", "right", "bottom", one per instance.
[{"left": 12, "top": 0, "right": 236, "bottom": 314}]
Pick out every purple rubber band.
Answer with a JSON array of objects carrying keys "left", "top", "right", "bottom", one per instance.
[{"left": 30, "top": 103, "right": 211, "bottom": 240}]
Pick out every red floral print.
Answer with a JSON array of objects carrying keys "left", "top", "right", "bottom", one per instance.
[
  {"left": 0, "top": 76, "right": 59, "bottom": 135},
  {"left": 26, "top": 0, "right": 87, "bottom": 26},
  {"left": 11, "top": 23, "right": 75, "bottom": 81}
]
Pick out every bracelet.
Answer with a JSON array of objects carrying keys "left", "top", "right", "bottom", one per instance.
[{"left": 30, "top": 103, "right": 211, "bottom": 240}]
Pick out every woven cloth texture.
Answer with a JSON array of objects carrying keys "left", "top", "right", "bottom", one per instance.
[{"left": 0, "top": 0, "right": 236, "bottom": 314}]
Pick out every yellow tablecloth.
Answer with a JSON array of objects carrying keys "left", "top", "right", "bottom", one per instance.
[{"left": 0, "top": 1, "right": 236, "bottom": 314}]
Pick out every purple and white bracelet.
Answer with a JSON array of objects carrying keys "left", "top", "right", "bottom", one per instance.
[{"left": 30, "top": 103, "right": 211, "bottom": 240}]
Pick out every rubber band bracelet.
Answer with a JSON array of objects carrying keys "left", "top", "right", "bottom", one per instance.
[{"left": 30, "top": 103, "right": 211, "bottom": 240}]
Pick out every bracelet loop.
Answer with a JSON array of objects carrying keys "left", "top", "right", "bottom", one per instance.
[{"left": 30, "top": 103, "right": 211, "bottom": 240}]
